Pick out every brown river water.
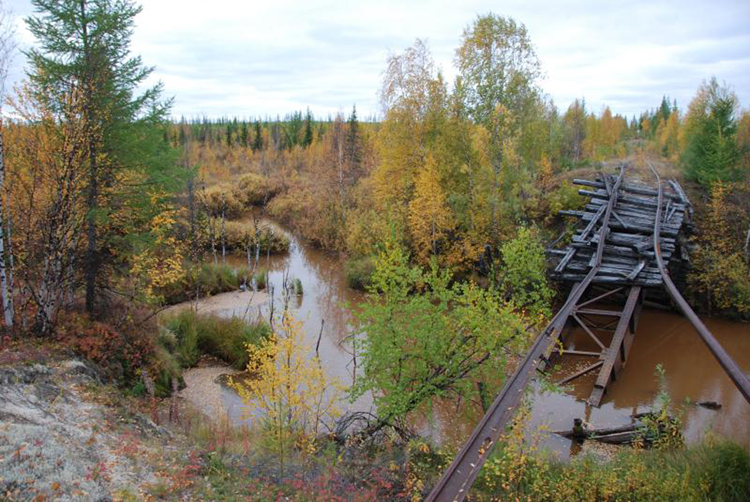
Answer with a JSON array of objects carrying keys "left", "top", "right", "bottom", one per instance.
[{"left": 180, "top": 220, "right": 750, "bottom": 458}]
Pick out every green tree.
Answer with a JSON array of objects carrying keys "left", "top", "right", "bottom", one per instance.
[
  {"left": 345, "top": 104, "right": 361, "bottom": 173},
  {"left": 351, "top": 241, "right": 528, "bottom": 428},
  {"left": 302, "top": 108, "right": 313, "bottom": 148},
  {"left": 681, "top": 78, "right": 743, "bottom": 187},
  {"left": 252, "top": 119, "right": 263, "bottom": 151},
  {"left": 456, "top": 14, "right": 541, "bottom": 127},
  {"left": 498, "top": 227, "right": 554, "bottom": 319},
  {"left": 26, "top": 0, "right": 178, "bottom": 313}
]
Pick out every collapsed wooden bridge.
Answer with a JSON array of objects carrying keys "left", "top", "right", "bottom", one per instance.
[{"left": 426, "top": 164, "right": 750, "bottom": 502}]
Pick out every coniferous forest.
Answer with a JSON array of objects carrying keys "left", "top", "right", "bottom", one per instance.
[{"left": 1, "top": 1, "right": 749, "bottom": 501}]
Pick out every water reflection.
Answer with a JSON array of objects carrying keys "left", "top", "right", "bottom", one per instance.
[{"left": 206, "top": 218, "right": 749, "bottom": 456}]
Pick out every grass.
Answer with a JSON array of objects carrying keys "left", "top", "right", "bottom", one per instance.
[
  {"left": 254, "top": 269, "right": 268, "bottom": 290},
  {"left": 460, "top": 437, "right": 750, "bottom": 502},
  {"left": 344, "top": 256, "right": 375, "bottom": 291},
  {"left": 163, "top": 309, "right": 271, "bottom": 370},
  {"left": 158, "top": 262, "right": 252, "bottom": 305}
]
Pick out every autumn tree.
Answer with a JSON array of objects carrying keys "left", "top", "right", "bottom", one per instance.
[
  {"left": 7, "top": 85, "right": 88, "bottom": 333},
  {"left": 407, "top": 155, "right": 456, "bottom": 266},
  {"left": 456, "top": 14, "right": 542, "bottom": 243},
  {"left": 231, "top": 315, "right": 343, "bottom": 475}
]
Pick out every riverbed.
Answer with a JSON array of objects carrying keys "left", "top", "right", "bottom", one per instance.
[{"left": 178, "top": 219, "right": 750, "bottom": 457}]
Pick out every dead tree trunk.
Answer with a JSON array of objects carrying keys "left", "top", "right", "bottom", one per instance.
[{"left": 220, "top": 192, "right": 226, "bottom": 263}]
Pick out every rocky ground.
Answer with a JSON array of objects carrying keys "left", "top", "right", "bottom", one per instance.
[{"left": 0, "top": 344, "right": 203, "bottom": 501}]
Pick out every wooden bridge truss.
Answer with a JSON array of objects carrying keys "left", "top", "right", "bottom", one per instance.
[{"left": 426, "top": 164, "right": 750, "bottom": 502}]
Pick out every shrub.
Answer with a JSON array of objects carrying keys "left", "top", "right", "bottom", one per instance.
[
  {"left": 163, "top": 310, "right": 271, "bottom": 370},
  {"left": 213, "top": 220, "right": 290, "bottom": 256},
  {"left": 292, "top": 278, "right": 303, "bottom": 295},
  {"left": 232, "top": 172, "right": 279, "bottom": 206},
  {"left": 55, "top": 312, "right": 156, "bottom": 385},
  {"left": 157, "top": 262, "right": 252, "bottom": 305},
  {"left": 199, "top": 185, "right": 244, "bottom": 219},
  {"left": 344, "top": 256, "right": 375, "bottom": 291}
]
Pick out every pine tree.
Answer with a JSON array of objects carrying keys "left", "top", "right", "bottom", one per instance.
[
  {"left": 26, "top": 0, "right": 177, "bottom": 313},
  {"left": 252, "top": 120, "right": 263, "bottom": 151}
]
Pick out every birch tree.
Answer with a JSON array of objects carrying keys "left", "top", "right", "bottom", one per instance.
[{"left": 0, "top": 1, "right": 15, "bottom": 328}]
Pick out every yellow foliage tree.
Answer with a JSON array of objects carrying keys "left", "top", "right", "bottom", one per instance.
[
  {"left": 230, "top": 315, "right": 344, "bottom": 474},
  {"left": 408, "top": 155, "right": 456, "bottom": 266},
  {"left": 689, "top": 182, "right": 750, "bottom": 314},
  {"left": 129, "top": 193, "right": 185, "bottom": 303}
]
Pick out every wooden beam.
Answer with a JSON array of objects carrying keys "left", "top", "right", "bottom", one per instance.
[
  {"left": 588, "top": 286, "right": 642, "bottom": 406},
  {"left": 558, "top": 361, "right": 604, "bottom": 385}
]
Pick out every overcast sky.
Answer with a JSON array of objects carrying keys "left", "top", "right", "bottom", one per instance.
[{"left": 4, "top": 0, "right": 749, "bottom": 120}]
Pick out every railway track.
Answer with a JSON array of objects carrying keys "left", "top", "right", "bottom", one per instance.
[{"left": 425, "top": 164, "right": 750, "bottom": 502}]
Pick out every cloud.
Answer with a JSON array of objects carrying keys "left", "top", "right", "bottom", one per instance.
[{"left": 4, "top": 0, "right": 749, "bottom": 119}]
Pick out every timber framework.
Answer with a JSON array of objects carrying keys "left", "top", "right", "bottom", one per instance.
[{"left": 426, "top": 163, "right": 750, "bottom": 502}]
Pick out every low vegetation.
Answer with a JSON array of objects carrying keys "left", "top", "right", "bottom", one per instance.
[
  {"left": 163, "top": 309, "right": 272, "bottom": 370},
  {"left": 156, "top": 262, "right": 252, "bottom": 305}
]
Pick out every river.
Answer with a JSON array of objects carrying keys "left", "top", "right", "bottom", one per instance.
[{"left": 180, "top": 219, "right": 750, "bottom": 457}]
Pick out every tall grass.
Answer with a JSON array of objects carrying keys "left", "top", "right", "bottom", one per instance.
[
  {"left": 163, "top": 310, "right": 271, "bottom": 369},
  {"left": 463, "top": 438, "right": 750, "bottom": 501},
  {"left": 344, "top": 256, "right": 375, "bottom": 291},
  {"left": 158, "top": 263, "right": 252, "bottom": 305}
]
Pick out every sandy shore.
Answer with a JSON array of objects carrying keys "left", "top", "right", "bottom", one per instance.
[
  {"left": 165, "top": 289, "right": 269, "bottom": 318},
  {"left": 179, "top": 365, "right": 239, "bottom": 418}
]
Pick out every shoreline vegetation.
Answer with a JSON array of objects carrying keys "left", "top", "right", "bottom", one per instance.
[{"left": 1, "top": 0, "right": 748, "bottom": 500}]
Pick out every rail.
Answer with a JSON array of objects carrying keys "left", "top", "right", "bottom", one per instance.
[
  {"left": 649, "top": 163, "right": 750, "bottom": 402},
  {"left": 425, "top": 166, "right": 625, "bottom": 502}
]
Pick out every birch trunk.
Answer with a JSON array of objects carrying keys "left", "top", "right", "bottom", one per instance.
[{"left": 0, "top": 128, "right": 13, "bottom": 327}]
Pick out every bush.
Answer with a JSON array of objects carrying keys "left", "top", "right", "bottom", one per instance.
[
  {"left": 232, "top": 172, "right": 279, "bottom": 206},
  {"left": 199, "top": 185, "right": 245, "bottom": 219},
  {"left": 344, "top": 256, "right": 375, "bottom": 291},
  {"left": 464, "top": 439, "right": 750, "bottom": 502},
  {"left": 213, "top": 220, "right": 290, "bottom": 256},
  {"left": 163, "top": 310, "right": 272, "bottom": 370}
]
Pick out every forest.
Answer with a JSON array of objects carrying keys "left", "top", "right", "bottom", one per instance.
[{"left": 1, "top": 1, "right": 750, "bottom": 501}]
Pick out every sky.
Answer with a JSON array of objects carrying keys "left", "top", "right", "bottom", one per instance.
[{"left": 4, "top": 0, "right": 750, "bottom": 120}]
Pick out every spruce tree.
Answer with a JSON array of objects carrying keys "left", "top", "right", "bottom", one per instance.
[
  {"left": 682, "top": 79, "right": 742, "bottom": 187},
  {"left": 26, "top": 0, "right": 177, "bottom": 313},
  {"left": 252, "top": 120, "right": 263, "bottom": 151},
  {"left": 302, "top": 109, "right": 313, "bottom": 148}
]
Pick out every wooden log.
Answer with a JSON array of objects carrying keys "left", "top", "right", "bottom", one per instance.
[
  {"left": 626, "top": 260, "right": 647, "bottom": 280},
  {"left": 554, "top": 421, "right": 645, "bottom": 439},
  {"left": 555, "top": 248, "right": 577, "bottom": 273},
  {"left": 557, "top": 360, "right": 604, "bottom": 385},
  {"left": 573, "top": 204, "right": 606, "bottom": 243},
  {"left": 574, "top": 178, "right": 682, "bottom": 200}
]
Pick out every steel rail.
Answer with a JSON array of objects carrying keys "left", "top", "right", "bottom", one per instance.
[
  {"left": 425, "top": 166, "right": 626, "bottom": 502},
  {"left": 649, "top": 164, "right": 750, "bottom": 403}
]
